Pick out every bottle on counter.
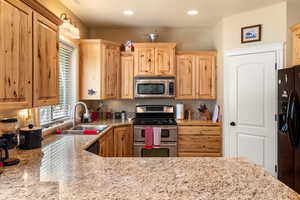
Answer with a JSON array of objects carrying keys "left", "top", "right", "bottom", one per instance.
[{"left": 121, "top": 111, "right": 127, "bottom": 120}]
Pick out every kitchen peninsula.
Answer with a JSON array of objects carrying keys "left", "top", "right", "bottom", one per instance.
[{"left": 0, "top": 121, "right": 299, "bottom": 200}]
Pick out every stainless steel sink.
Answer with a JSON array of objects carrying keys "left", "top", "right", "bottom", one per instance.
[{"left": 62, "top": 125, "right": 108, "bottom": 135}]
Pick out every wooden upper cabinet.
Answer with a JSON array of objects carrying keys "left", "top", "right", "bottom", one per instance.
[
  {"left": 33, "top": 12, "right": 59, "bottom": 107},
  {"left": 0, "top": 0, "right": 61, "bottom": 110},
  {"left": 134, "top": 47, "right": 155, "bottom": 76},
  {"left": 291, "top": 24, "right": 300, "bottom": 65},
  {"left": 121, "top": 52, "right": 134, "bottom": 99},
  {"left": 176, "top": 55, "right": 194, "bottom": 99},
  {"left": 194, "top": 56, "right": 216, "bottom": 99},
  {"left": 155, "top": 47, "right": 175, "bottom": 76},
  {"left": 102, "top": 44, "right": 120, "bottom": 99},
  {"left": 134, "top": 43, "right": 176, "bottom": 77},
  {"left": 0, "top": 0, "right": 33, "bottom": 111},
  {"left": 80, "top": 40, "right": 121, "bottom": 100},
  {"left": 176, "top": 51, "right": 217, "bottom": 100}
]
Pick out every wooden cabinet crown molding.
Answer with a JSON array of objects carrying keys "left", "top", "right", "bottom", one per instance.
[
  {"left": 133, "top": 42, "right": 176, "bottom": 48},
  {"left": 21, "top": 0, "right": 62, "bottom": 25}
]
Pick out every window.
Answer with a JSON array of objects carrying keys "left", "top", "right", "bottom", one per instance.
[{"left": 40, "top": 42, "right": 76, "bottom": 125}]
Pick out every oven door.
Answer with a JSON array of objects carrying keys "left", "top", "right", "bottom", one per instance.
[
  {"left": 134, "top": 126, "right": 177, "bottom": 142},
  {"left": 134, "top": 142, "right": 177, "bottom": 157},
  {"left": 135, "top": 79, "right": 167, "bottom": 98}
]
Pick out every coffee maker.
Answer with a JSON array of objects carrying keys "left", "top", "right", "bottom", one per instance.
[{"left": 0, "top": 118, "right": 24, "bottom": 166}]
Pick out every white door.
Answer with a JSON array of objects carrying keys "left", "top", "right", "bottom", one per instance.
[{"left": 226, "top": 48, "right": 279, "bottom": 175}]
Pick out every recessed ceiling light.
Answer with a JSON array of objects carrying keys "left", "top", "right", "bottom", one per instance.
[
  {"left": 123, "top": 10, "right": 134, "bottom": 15},
  {"left": 187, "top": 10, "right": 199, "bottom": 15}
]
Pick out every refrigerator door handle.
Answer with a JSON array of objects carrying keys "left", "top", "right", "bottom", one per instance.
[{"left": 287, "top": 90, "right": 296, "bottom": 148}]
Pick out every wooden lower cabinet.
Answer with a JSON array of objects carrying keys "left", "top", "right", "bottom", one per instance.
[
  {"left": 98, "top": 126, "right": 133, "bottom": 157},
  {"left": 178, "top": 125, "right": 222, "bottom": 157},
  {"left": 114, "top": 126, "right": 133, "bottom": 157},
  {"left": 99, "top": 129, "right": 115, "bottom": 157}
]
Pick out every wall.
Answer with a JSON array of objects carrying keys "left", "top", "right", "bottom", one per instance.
[
  {"left": 287, "top": 0, "right": 300, "bottom": 67},
  {"left": 36, "top": 0, "right": 89, "bottom": 38},
  {"left": 210, "top": 1, "right": 288, "bottom": 119},
  {"left": 89, "top": 27, "right": 215, "bottom": 51},
  {"left": 221, "top": 2, "right": 287, "bottom": 51}
]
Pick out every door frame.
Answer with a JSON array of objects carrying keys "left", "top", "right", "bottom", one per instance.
[{"left": 223, "top": 43, "right": 284, "bottom": 175}]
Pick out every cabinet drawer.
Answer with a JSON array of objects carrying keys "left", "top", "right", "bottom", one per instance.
[
  {"left": 178, "top": 135, "right": 221, "bottom": 153},
  {"left": 178, "top": 126, "right": 221, "bottom": 136}
]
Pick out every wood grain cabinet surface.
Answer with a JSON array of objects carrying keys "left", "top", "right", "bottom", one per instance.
[
  {"left": 80, "top": 40, "right": 121, "bottom": 100},
  {"left": 99, "top": 129, "right": 115, "bottom": 157},
  {"left": 134, "top": 43, "right": 176, "bottom": 77},
  {"left": 178, "top": 125, "right": 222, "bottom": 157},
  {"left": 98, "top": 126, "right": 133, "bottom": 157},
  {"left": 114, "top": 126, "right": 133, "bottom": 157},
  {"left": 0, "top": 0, "right": 61, "bottom": 110},
  {"left": 33, "top": 12, "right": 59, "bottom": 107},
  {"left": 291, "top": 24, "right": 300, "bottom": 66},
  {"left": 120, "top": 52, "right": 134, "bottom": 99},
  {"left": 176, "top": 51, "right": 217, "bottom": 100}
]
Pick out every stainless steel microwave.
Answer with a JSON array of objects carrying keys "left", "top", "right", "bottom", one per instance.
[{"left": 134, "top": 77, "right": 175, "bottom": 98}]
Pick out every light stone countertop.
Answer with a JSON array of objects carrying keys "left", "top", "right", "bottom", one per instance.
[{"left": 0, "top": 120, "right": 299, "bottom": 200}]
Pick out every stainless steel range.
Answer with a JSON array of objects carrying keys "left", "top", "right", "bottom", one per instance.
[{"left": 133, "top": 105, "right": 177, "bottom": 157}]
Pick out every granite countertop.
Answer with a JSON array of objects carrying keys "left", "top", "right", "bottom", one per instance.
[{"left": 0, "top": 120, "right": 299, "bottom": 200}]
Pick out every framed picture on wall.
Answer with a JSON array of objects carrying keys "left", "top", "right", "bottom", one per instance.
[{"left": 241, "top": 24, "right": 262, "bottom": 43}]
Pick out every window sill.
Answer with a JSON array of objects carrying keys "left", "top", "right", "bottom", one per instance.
[{"left": 42, "top": 120, "right": 73, "bottom": 137}]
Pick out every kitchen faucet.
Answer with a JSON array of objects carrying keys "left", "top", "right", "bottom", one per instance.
[{"left": 73, "top": 102, "right": 90, "bottom": 128}]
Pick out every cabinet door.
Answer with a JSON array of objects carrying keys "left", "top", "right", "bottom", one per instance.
[
  {"left": 0, "top": 0, "right": 33, "bottom": 110},
  {"left": 176, "top": 55, "right": 194, "bottom": 99},
  {"left": 155, "top": 48, "right": 175, "bottom": 76},
  {"left": 33, "top": 12, "right": 59, "bottom": 107},
  {"left": 114, "top": 126, "right": 133, "bottom": 157},
  {"left": 194, "top": 56, "right": 216, "bottom": 99},
  {"left": 134, "top": 48, "right": 155, "bottom": 76},
  {"left": 293, "top": 28, "right": 300, "bottom": 65},
  {"left": 102, "top": 44, "right": 120, "bottom": 99},
  {"left": 99, "top": 129, "right": 114, "bottom": 157},
  {"left": 80, "top": 41, "right": 101, "bottom": 100},
  {"left": 121, "top": 54, "right": 134, "bottom": 99}
]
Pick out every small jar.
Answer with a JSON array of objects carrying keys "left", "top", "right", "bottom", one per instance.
[{"left": 0, "top": 118, "right": 18, "bottom": 134}]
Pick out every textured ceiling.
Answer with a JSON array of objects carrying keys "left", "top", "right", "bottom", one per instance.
[{"left": 60, "top": 0, "right": 285, "bottom": 28}]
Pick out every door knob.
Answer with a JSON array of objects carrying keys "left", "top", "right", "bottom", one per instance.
[{"left": 230, "top": 122, "right": 236, "bottom": 126}]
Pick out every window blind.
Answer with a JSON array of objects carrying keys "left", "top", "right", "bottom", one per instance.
[{"left": 40, "top": 42, "right": 75, "bottom": 125}]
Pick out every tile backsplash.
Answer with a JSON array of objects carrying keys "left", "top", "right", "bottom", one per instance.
[{"left": 84, "top": 99, "right": 219, "bottom": 119}]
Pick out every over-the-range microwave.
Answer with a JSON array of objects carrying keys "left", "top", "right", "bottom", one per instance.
[{"left": 134, "top": 77, "right": 175, "bottom": 98}]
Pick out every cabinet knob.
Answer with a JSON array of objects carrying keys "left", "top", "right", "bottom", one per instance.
[{"left": 88, "top": 89, "right": 96, "bottom": 96}]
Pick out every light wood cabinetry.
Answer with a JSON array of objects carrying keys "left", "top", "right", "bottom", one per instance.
[
  {"left": 176, "top": 51, "right": 217, "bottom": 100},
  {"left": 114, "top": 126, "right": 133, "bottom": 157},
  {"left": 80, "top": 40, "right": 121, "bottom": 100},
  {"left": 290, "top": 24, "right": 300, "bottom": 65},
  {"left": 134, "top": 43, "right": 176, "bottom": 77},
  {"left": 0, "top": 0, "right": 60, "bottom": 110},
  {"left": 33, "top": 12, "right": 59, "bottom": 107},
  {"left": 0, "top": 0, "right": 33, "bottom": 110},
  {"left": 99, "top": 129, "right": 115, "bottom": 157},
  {"left": 121, "top": 52, "right": 134, "bottom": 99},
  {"left": 178, "top": 123, "right": 222, "bottom": 157}
]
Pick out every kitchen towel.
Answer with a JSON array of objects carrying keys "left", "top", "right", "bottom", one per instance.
[
  {"left": 153, "top": 127, "right": 161, "bottom": 148},
  {"left": 144, "top": 127, "right": 153, "bottom": 149}
]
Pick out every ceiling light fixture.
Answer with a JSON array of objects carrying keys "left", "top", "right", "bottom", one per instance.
[
  {"left": 123, "top": 10, "right": 134, "bottom": 15},
  {"left": 187, "top": 10, "right": 199, "bottom": 15}
]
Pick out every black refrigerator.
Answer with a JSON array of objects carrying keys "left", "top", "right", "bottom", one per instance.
[{"left": 278, "top": 65, "right": 300, "bottom": 193}]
